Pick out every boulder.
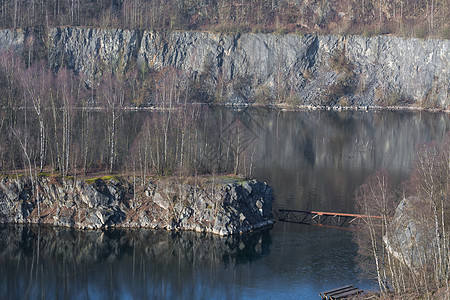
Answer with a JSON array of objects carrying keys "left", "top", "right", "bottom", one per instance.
[{"left": 384, "top": 196, "right": 437, "bottom": 269}]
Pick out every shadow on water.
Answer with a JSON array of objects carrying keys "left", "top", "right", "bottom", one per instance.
[{"left": 0, "top": 224, "right": 272, "bottom": 299}]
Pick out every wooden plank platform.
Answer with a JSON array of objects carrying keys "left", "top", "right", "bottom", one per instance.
[{"left": 320, "top": 285, "right": 364, "bottom": 299}]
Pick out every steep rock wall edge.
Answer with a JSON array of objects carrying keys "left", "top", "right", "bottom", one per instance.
[{"left": 0, "top": 27, "right": 448, "bottom": 107}]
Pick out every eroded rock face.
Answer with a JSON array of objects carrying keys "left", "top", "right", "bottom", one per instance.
[
  {"left": 1, "top": 27, "right": 447, "bottom": 107},
  {"left": 0, "top": 176, "right": 274, "bottom": 236},
  {"left": 384, "top": 196, "right": 437, "bottom": 269},
  {"left": 47, "top": 28, "right": 449, "bottom": 107},
  {"left": 48, "top": 27, "right": 141, "bottom": 83}
]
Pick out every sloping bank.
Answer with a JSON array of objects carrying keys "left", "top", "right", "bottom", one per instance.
[
  {"left": 0, "top": 176, "right": 274, "bottom": 236},
  {"left": 0, "top": 27, "right": 448, "bottom": 108}
]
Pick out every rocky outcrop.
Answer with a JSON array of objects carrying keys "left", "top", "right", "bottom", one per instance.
[
  {"left": 48, "top": 27, "right": 142, "bottom": 83},
  {"left": 0, "top": 27, "right": 448, "bottom": 107},
  {"left": 0, "top": 29, "right": 24, "bottom": 53},
  {"left": 0, "top": 176, "right": 274, "bottom": 236},
  {"left": 384, "top": 196, "right": 437, "bottom": 269}
]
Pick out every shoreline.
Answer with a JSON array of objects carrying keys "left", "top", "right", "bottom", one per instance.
[
  {"left": 230, "top": 103, "right": 450, "bottom": 114},
  {"left": 0, "top": 215, "right": 275, "bottom": 235},
  {"left": 3, "top": 103, "right": 447, "bottom": 113}
]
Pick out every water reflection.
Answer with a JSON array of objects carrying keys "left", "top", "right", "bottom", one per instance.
[
  {"left": 0, "top": 225, "right": 272, "bottom": 299},
  {"left": 1, "top": 109, "right": 449, "bottom": 299},
  {"left": 251, "top": 110, "right": 450, "bottom": 212}
]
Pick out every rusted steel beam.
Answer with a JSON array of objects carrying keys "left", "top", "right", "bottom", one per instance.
[
  {"left": 277, "top": 209, "right": 386, "bottom": 228},
  {"left": 310, "top": 211, "right": 385, "bottom": 219}
]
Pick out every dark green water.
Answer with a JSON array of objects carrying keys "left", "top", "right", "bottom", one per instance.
[{"left": 1, "top": 108, "right": 449, "bottom": 299}]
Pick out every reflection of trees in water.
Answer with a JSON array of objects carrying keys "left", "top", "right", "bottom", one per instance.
[
  {"left": 2, "top": 107, "right": 447, "bottom": 214},
  {"left": 0, "top": 225, "right": 272, "bottom": 266},
  {"left": 4, "top": 106, "right": 446, "bottom": 182},
  {"left": 0, "top": 225, "right": 272, "bottom": 299},
  {"left": 252, "top": 109, "right": 450, "bottom": 211}
]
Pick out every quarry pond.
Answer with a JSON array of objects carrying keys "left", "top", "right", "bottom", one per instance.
[{"left": 1, "top": 108, "right": 449, "bottom": 299}]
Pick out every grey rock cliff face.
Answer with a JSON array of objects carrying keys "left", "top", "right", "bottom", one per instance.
[
  {"left": 0, "top": 29, "right": 24, "bottom": 53},
  {"left": 384, "top": 196, "right": 437, "bottom": 269},
  {"left": 335, "top": 35, "right": 449, "bottom": 106},
  {"left": 0, "top": 176, "right": 274, "bottom": 236},
  {"left": 1, "top": 27, "right": 448, "bottom": 107},
  {"left": 48, "top": 27, "right": 141, "bottom": 82}
]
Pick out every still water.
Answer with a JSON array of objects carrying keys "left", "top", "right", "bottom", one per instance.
[{"left": 1, "top": 108, "right": 449, "bottom": 299}]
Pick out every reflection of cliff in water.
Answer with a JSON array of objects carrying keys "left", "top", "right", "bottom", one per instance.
[
  {"left": 0, "top": 225, "right": 272, "bottom": 265},
  {"left": 0, "top": 225, "right": 271, "bottom": 299},
  {"left": 251, "top": 110, "right": 449, "bottom": 174},
  {"left": 248, "top": 109, "right": 450, "bottom": 212}
]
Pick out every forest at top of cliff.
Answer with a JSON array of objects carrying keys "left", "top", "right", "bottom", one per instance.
[{"left": 1, "top": 0, "right": 449, "bottom": 39}]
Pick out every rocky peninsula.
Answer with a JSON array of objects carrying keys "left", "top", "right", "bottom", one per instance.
[{"left": 0, "top": 175, "right": 274, "bottom": 236}]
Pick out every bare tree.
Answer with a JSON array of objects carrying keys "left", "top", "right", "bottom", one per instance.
[
  {"left": 409, "top": 135, "right": 450, "bottom": 290},
  {"left": 355, "top": 134, "right": 450, "bottom": 296},
  {"left": 355, "top": 170, "right": 396, "bottom": 294},
  {"left": 100, "top": 71, "right": 125, "bottom": 173},
  {"left": 55, "top": 68, "right": 77, "bottom": 177},
  {"left": 20, "top": 61, "right": 53, "bottom": 173}
]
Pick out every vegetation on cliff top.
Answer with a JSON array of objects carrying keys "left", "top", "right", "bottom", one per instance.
[{"left": 0, "top": 0, "right": 448, "bottom": 38}]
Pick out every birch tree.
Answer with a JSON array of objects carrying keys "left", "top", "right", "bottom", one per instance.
[
  {"left": 100, "top": 71, "right": 125, "bottom": 173},
  {"left": 20, "top": 61, "right": 52, "bottom": 173}
]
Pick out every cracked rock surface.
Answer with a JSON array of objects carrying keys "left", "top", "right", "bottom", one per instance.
[
  {"left": 0, "top": 176, "right": 274, "bottom": 236},
  {"left": 0, "top": 28, "right": 447, "bottom": 107}
]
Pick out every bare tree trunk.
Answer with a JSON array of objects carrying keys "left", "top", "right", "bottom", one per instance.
[
  {"left": 379, "top": 0, "right": 382, "bottom": 29},
  {"left": 431, "top": 0, "right": 434, "bottom": 34},
  {"left": 82, "top": 109, "right": 90, "bottom": 175},
  {"left": 32, "top": 102, "right": 45, "bottom": 173},
  {"left": 234, "top": 128, "right": 240, "bottom": 175},
  {"left": 13, "top": 0, "right": 18, "bottom": 28},
  {"left": 163, "top": 112, "right": 170, "bottom": 175},
  {"left": 12, "top": 128, "right": 37, "bottom": 219},
  {"left": 109, "top": 109, "right": 116, "bottom": 173}
]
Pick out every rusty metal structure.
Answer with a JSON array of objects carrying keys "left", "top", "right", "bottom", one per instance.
[{"left": 276, "top": 209, "right": 385, "bottom": 228}]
